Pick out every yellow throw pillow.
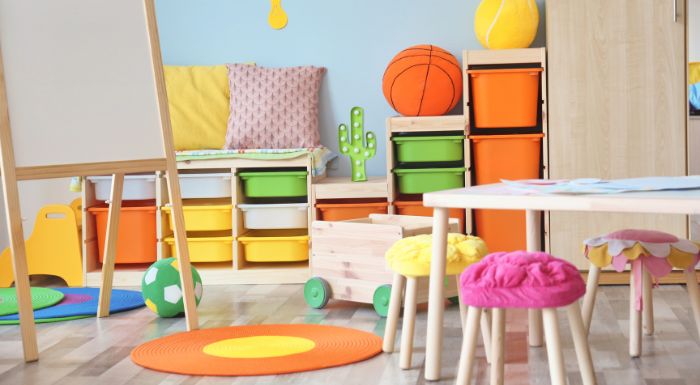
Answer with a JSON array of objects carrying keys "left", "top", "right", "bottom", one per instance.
[
  {"left": 164, "top": 65, "right": 230, "bottom": 150},
  {"left": 690, "top": 62, "right": 700, "bottom": 85}
]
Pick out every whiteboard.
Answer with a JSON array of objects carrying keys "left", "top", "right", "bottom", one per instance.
[{"left": 0, "top": 0, "right": 166, "bottom": 168}]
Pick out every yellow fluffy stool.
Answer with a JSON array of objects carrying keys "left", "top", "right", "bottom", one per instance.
[
  {"left": 0, "top": 205, "right": 83, "bottom": 287},
  {"left": 382, "top": 233, "right": 489, "bottom": 369}
]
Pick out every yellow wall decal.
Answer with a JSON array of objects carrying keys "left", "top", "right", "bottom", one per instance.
[{"left": 268, "top": 0, "right": 288, "bottom": 30}]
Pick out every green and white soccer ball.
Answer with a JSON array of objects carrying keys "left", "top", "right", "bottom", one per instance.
[{"left": 141, "top": 257, "right": 203, "bottom": 318}]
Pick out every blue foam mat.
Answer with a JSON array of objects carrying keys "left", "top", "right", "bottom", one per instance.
[{"left": 0, "top": 287, "right": 144, "bottom": 321}]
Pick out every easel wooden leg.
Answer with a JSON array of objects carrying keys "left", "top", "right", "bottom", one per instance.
[
  {"left": 526, "top": 209, "right": 544, "bottom": 347},
  {"left": 0, "top": 170, "right": 38, "bottom": 361},
  {"left": 97, "top": 173, "right": 124, "bottom": 317},
  {"left": 165, "top": 169, "right": 199, "bottom": 331}
]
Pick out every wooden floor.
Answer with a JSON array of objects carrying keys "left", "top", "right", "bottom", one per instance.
[{"left": 0, "top": 283, "right": 699, "bottom": 385}]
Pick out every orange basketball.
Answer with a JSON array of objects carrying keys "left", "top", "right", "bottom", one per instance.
[{"left": 382, "top": 45, "right": 463, "bottom": 116}]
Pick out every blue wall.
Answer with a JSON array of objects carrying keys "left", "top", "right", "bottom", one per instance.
[{"left": 156, "top": 0, "right": 546, "bottom": 176}]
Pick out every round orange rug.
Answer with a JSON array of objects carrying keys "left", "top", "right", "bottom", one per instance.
[{"left": 131, "top": 324, "right": 383, "bottom": 376}]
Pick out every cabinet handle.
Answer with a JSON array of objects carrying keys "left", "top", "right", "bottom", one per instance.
[{"left": 673, "top": 0, "right": 678, "bottom": 22}]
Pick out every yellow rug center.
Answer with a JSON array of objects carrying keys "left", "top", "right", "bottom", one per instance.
[{"left": 203, "top": 336, "right": 316, "bottom": 359}]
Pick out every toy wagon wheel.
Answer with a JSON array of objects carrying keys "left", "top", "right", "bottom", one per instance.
[
  {"left": 304, "top": 277, "right": 331, "bottom": 309},
  {"left": 372, "top": 284, "right": 392, "bottom": 317}
]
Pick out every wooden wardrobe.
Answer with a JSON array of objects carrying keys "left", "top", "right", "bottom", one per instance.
[{"left": 546, "top": 0, "right": 689, "bottom": 268}]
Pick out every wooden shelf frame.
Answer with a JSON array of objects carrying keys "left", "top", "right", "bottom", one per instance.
[
  {"left": 82, "top": 154, "right": 317, "bottom": 286},
  {"left": 462, "top": 47, "right": 549, "bottom": 249}
]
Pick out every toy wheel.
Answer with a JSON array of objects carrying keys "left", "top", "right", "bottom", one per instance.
[
  {"left": 372, "top": 284, "right": 392, "bottom": 317},
  {"left": 304, "top": 277, "right": 331, "bottom": 309},
  {"left": 448, "top": 296, "right": 461, "bottom": 305}
]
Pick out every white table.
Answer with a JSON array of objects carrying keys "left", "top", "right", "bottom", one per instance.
[{"left": 422, "top": 183, "right": 700, "bottom": 381}]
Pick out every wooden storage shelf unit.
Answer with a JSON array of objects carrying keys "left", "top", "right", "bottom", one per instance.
[
  {"left": 83, "top": 154, "right": 318, "bottom": 286},
  {"left": 385, "top": 115, "right": 469, "bottom": 231},
  {"left": 463, "top": 47, "right": 549, "bottom": 249}
]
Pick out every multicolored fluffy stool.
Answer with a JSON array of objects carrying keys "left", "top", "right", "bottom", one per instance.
[
  {"left": 582, "top": 229, "right": 700, "bottom": 357},
  {"left": 456, "top": 251, "right": 596, "bottom": 385},
  {"left": 382, "top": 233, "right": 489, "bottom": 370}
]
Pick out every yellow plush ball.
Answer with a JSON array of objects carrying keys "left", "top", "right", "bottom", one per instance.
[{"left": 474, "top": 0, "right": 539, "bottom": 49}]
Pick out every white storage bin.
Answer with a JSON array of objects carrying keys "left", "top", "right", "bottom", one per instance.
[
  {"left": 238, "top": 203, "right": 308, "bottom": 229},
  {"left": 178, "top": 173, "right": 232, "bottom": 199},
  {"left": 88, "top": 175, "right": 156, "bottom": 201}
]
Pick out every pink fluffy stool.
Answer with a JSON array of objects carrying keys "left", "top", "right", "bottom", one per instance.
[{"left": 456, "top": 251, "right": 597, "bottom": 385}]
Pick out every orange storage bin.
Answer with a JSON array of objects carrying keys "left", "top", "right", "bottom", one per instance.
[
  {"left": 394, "top": 200, "right": 465, "bottom": 233},
  {"left": 468, "top": 68, "right": 542, "bottom": 128},
  {"left": 87, "top": 200, "right": 157, "bottom": 264},
  {"left": 316, "top": 199, "right": 389, "bottom": 221},
  {"left": 471, "top": 134, "right": 543, "bottom": 252}
]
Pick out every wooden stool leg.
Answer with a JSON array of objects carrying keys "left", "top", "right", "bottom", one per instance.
[
  {"left": 567, "top": 302, "right": 598, "bottom": 385},
  {"left": 683, "top": 269, "right": 700, "bottom": 338},
  {"left": 456, "top": 306, "right": 483, "bottom": 385},
  {"left": 542, "top": 308, "right": 567, "bottom": 385},
  {"left": 528, "top": 309, "right": 544, "bottom": 347},
  {"left": 582, "top": 264, "right": 601, "bottom": 334},
  {"left": 456, "top": 275, "right": 468, "bottom": 332},
  {"left": 490, "top": 308, "right": 506, "bottom": 385},
  {"left": 399, "top": 277, "right": 418, "bottom": 369},
  {"left": 629, "top": 271, "right": 642, "bottom": 357},
  {"left": 383, "top": 273, "right": 406, "bottom": 353},
  {"left": 642, "top": 268, "right": 654, "bottom": 336},
  {"left": 525, "top": 209, "right": 544, "bottom": 347},
  {"left": 480, "top": 308, "right": 492, "bottom": 364}
]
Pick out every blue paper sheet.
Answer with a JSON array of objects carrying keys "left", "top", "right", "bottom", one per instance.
[{"left": 502, "top": 176, "right": 700, "bottom": 195}]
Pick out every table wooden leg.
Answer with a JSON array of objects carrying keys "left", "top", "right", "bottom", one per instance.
[
  {"left": 526, "top": 209, "right": 543, "bottom": 347},
  {"left": 425, "top": 207, "right": 449, "bottom": 381}
]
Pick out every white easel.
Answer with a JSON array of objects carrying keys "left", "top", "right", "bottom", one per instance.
[{"left": 0, "top": 0, "right": 199, "bottom": 362}]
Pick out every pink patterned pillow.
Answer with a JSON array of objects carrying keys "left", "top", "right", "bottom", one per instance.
[{"left": 224, "top": 64, "right": 325, "bottom": 149}]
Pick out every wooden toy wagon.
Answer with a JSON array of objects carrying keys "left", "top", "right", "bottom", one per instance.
[{"left": 305, "top": 214, "right": 460, "bottom": 316}]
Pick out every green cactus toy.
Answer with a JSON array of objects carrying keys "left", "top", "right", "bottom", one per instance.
[{"left": 338, "top": 107, "right": 376, "bottom": 182}]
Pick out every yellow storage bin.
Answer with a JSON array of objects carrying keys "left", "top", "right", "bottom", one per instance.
[
  {"left": 162, "top": 199, "right": 232, "bottom": 232},
  {"left": 164, "top": 232, "right": 233, "bottom": 263},
  {"left": 238, "top": 229, "right": 309, "bottom": 263}
]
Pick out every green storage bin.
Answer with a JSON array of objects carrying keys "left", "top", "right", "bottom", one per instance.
[
  {"left": 394, "top": 167, "right": 465, "bottom": 194},
  {"left": 392, "top": 135, "right": 465, "bottom": 163},
  {"left": 239, "top": 170, "right": 308, "bottom": 198}
]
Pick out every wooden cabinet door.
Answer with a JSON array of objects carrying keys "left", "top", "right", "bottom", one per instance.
[{"left": 546, "top": 0, "right": 688, "bottom": 268}]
